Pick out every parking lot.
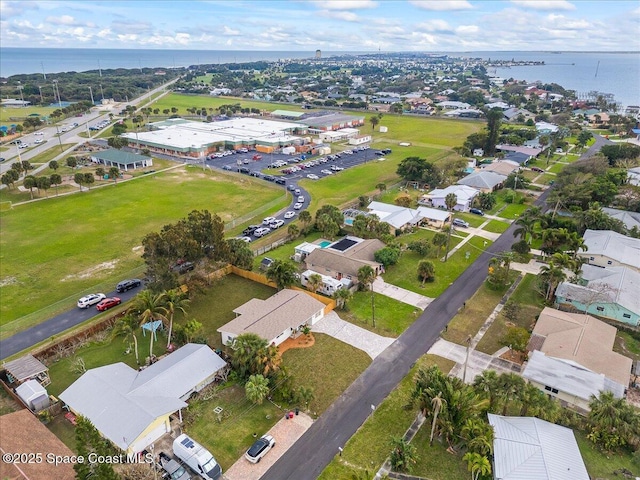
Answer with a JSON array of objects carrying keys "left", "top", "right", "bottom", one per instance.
[{"left": 205, "top": 145, "right": 387, "bottom": 242}]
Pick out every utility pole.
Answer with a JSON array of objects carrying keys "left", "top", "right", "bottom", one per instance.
[
  {"left": 89, "top": 86, "right": 94, "bottom": 105},
  {"left": 371, "top": 283, "right": 376, "bottom": 328},
  {"left": 462, "top": 334, "right": 472, "bottom": 383}
]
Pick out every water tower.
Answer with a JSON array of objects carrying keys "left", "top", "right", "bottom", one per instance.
[{"left": 315, "top": 49, "right": 321, "bottom": 59}]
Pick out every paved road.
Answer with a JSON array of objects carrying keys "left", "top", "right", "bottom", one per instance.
[
  {"left": 0, "top": 283, "right": 143, "bottom": 360},
  {"left": 262, "top": 188, "right": 552, "bottom": 480}
]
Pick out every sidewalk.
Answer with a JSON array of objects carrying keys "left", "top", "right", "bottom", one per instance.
[{"left": 372, "top": 277, "right": 432, "bottom": 310}]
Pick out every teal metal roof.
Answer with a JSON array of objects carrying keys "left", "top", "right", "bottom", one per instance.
[{"left": 93, "top": 149, "right": 151, "bottom": 165}]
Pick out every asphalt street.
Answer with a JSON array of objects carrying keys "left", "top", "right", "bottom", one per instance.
[
  {"left": 262, "top": 189, "right": 553, "bottom": 480},
  {"left": 0, "top": 282, "right": 143, "bottom": 360}
]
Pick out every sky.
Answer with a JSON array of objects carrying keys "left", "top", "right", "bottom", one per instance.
[{"left": 1, "top": 0, "right": 639, "bottom": 52}]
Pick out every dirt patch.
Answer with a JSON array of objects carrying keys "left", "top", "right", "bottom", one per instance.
[
  {"left": 61, "top": 260, "right": 118, "bottom": 282},
  {"left": 499, "top": 349, "right": 527, "bottom": 365},
  {"left": 278, "top": 334, "right": 315, "bottom": 355},
  {"left": 131, "top": 245, "right": 144, "bottom": 255},
  {"left": 0, "top": 276, "right": 19, "bottom": 287}
]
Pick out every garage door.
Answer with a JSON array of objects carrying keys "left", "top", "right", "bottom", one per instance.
[{"left": 130, "top": 421, "right": 169, "bottom": 453}]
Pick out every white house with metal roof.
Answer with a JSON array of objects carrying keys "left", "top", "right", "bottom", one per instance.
[
  {"left": 367, "top": 201, "right": 451, "bottom": 230},
  {"left": 488, "top": 413, "right": 589, "bottom": 480},
  {"left": 555, "top": 264, "right": 640, "bottom": 327},
  {"left": 522, "top": 350, "right": 625, "bottom": 412},
  {"left": 579, "top": 229, "right": 640, "bottom": 272},
  {"left": 218, "top": 289, "right": 325, "bottom": 348},
  {"left": 602, "top": 207, "right": 640, "bottom": 231},
  {"left": 457, "top": 170, "right": 507, "bottom": 193},
  {"left": 59, "top": 344, "right": 226, "bottom": 454}
]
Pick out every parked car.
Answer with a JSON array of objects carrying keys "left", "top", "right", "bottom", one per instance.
[
  {"left": 172, "top": 261, "right": 194, "bottom": 274},
  {"left": 252, "top": 154, "right": 263, "bottom": 160},
  {"left": 275, "top": 178, "right": 286, "bottom": 185},
  {"left": 116, "top": 278, "right": 141, "bottom": 293},
  {"left": 254, "top": 227, "right": 271, "bottom": 237},
  {"left": 297, "top": 195, "right": 305, "bottom": 203},
  {"left": 287, "top": 184, "right": 296, "bottom": 191},
  {"left": 294, "top": 189, "right": 301, "bottom": 195},
  {"left": 77, "top": 293, "right": 106, "bottom": 309},
  {"left": 531, "top": 167, "right": 544, "bottom": 173},
  {"left": 452, "top": 219, "right": 470, "bottom": 228},
  {"left": 320, "top": 169, "right": 333, "bottom": 175},
  {"left": 96, "top": 297, "right": 121, "bottom": 312},
  {"left": 306, "top": 174, "right": 319, "bottom": 180},
  {"left": 469, "top": 208, "right": 484, "bottom": 216},
  {"left": 269, "top": 219, "right": 285, "bottom": 229},
  {"left": 236, "top": 236, "right": 252, "bottom": 243},
  {"left": 243, "top": 225, "right": 259, "bottom": 236},
  {"left": 245, "top": 435, "right": 276, "bottom": 464},
  {"left": 284, "top": 211, "right": 296, "bottom": 219},
  {"left": 159, "top": 452, "right": 191, "bottom": 480},
  {"left": 263, "top": 217, "right": 276, "bottom": 225}
]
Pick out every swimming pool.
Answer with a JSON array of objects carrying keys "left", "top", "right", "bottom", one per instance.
[{"left": 319, "top": 241, "right": 332, "bottom": 248}]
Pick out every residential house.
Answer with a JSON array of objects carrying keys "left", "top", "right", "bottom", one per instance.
[
  {"left": 488, "top": 413, "right": 589, "bottom": 480},
  {"left": 91, "top": 149, "right": 153, "bottom": 171},
  {"left": 579, "top": 229, "right": 640, "bottom": 272},
  {"left": 484, "top": 101, "right": 510, "bottom": 110},
  {"left": 218, "top": 289, "right": 325, "bottom": 347},
  {"left": 502, "top": 107, "right": 534, "bottom": 122},
  {"left": 481, "top": 160, "right": 520, "bottom": 176},
  {"left": 436, "top": 101, "right": 470, "bottom": 110},
  {"left": 522, "top": 350, "right": 625, "bottom": 411},
  {"left": 457, "top": 170, "right": 506, "bottom": 192},
  {"left": 602, "top": 207, "right": 640, "bottom": 230},
  {"left": 366, "top": 201, "right": 451, "bottom": 230},
  {"left": 420, "top": 185, "right": 480, "bottom": 212},
  {"left": 0, "top": 410, "right": 76, "bottom": 480},
  {"left": 304, "top": 236, "right": 385, "bottom": 284},
  {"left": 527, "top": 307, "right": 632, "bottom": 386},
  {"left": 555, "top": 264, "right": 640, "bottom": 326},
  {"left": 60, "top": 344, "right": 227, "bottom": 453},
  {"left": 535, "top": 121, "right": 559, "bottom": 134},
  {"left": 443, "top": 108, "right": 483, "bottom": 118}
]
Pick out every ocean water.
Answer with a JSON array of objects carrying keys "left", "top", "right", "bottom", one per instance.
[
  {"left": 467, "top": 51, "right": 640, "bottom": 109},
  {"left": 1, "top": 48, "right": 638, "bottom": 109}
]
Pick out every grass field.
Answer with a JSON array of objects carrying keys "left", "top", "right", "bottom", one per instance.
[
  {"left": 340, "top": 291, "right": 421, "bottom": 337},
  {"left": 318, "top": 354, "right": 456, "bottom": 480},
  {"left": 0, "top": 166, "right": 286, "bottom": 330},
  {"left": 0, "top": 106, "right": 59, "bottom": 127}
]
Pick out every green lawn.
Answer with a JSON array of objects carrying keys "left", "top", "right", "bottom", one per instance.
[
  {"left": 254, "top": 231, "right": 325, "bottom": 269},
  {"left": 283, "top": 333, "right": 372, "bottom": 415},
  {"left": 0, "top": 106, "right": 59, "bottom": 126},
  {"left": 483, "top": 219, "right": 511, "bottom": 234},
  {"left": 383, "top": 234, "right": 489, "bottom": 297},
  {"left": 475, "top": 274, "right": 544, "bottom": 355},
  {"left": 576, "top": 431, "right": 638, "bottom": 479},
  {"left": 498, "top": 202, "right": 531, "bottom": 220},
  {"left": 47, "top": 331, "right": 167, "bottom": 397},
  {"left": 340, "top": 291, "right": 421, "bottom": 337},
  {"left": 548, "top": 162, "right": 567, "bottom": 174},
  {"left": 0, "top": 166, "right": 285, "bottom": 331},
  {"left": 614, "top": 331, "right": 640, "bottom": 363},
  {"left": 319, "top": 355, "right": 455, "bottom": 480},
  {"left": 177, "top": 274, "right": 277, "bottom": 349},
  {"left": 410, "top": 419, "right": 472, "bottom": 479}
]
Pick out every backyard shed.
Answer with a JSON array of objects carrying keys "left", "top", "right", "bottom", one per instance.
[{"left": 15, "top": 379, "right": 50, "bottom": 411}]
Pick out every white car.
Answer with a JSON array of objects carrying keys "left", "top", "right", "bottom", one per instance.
[
  {"left": 77, "top": 293, "right": 107, "bottom": 309},
  {"left": 263, "top": 216, "right": 276, "bottom": 225},
  {"left": 34, "top": 138, "right": 45, "bottom": 144},
  {"left": 245, "top": 434, "right": 276, "bottom": 464},
  {"left": 236, "top": 236, "right": 252, "bottom": 243},
  {"left": 331, "top": 165, "right": 343, "bottom": 171},
  {"left": 270, "top": 219, "right": 285, "bottom": 229},
  {"left": 306, "top": 174, "right": 319, "bottom": 180},
  {"left": 284, "top": 211, "right": 296, "bottom": 219},
  {"left": 320, "top": 169, "right": 333, "bottom": 175},
  {"left": 294, "top": 202, "right": 303, "bottom": 210},
  {"left": 297, "top": 196, "right": 305, "bottom": 203},
  {"left": 34, "top": 131, "right": 45, "bottom": 136}
]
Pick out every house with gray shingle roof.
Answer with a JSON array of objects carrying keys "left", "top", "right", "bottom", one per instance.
[
  {"left": 488, "top": 413, "right": 589, "bottom": 480},
  {"left": 218, "top": 289, "right": 325, "bottom": 347},
  {"left": 457, "top": 170, "right": 506, "bottom": 192},
  {"left": 579, "top": 229, "right": 640, "bottom": 272}
]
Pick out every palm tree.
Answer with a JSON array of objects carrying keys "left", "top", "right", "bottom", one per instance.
[
  {"left": 513, "top": 216, "right": 536, "bottom": 244},
  {"left": 357, "top": 265, "right": 375, "bottom": 291},
  {"left": 376, "top": 182, "right": 387, "bottom": 194},
  {"left": 245, "top": 374, "right": 270, "bottom": 405},
  {"left": 231, "top": 333, "right": 268, "bottom": 379},
  {"left": 389, "top": 437, "right": 417, "bottom": 473},
  {"left": 463, "top": 452, "right": 491, "bottom": 480},
  {"left": 429, "top": 392, "right": 445, "bottom": 446},
  {"left": 566, "top": 231, "right": 588, "bottom": 260},
  {"left": 444, "top": 193, "right": 458, "bottom": 262},
  {"left": 539, "top": 261, "right": 567, "bottom": 302},
  {"left": 287, "top": 223, "right": 299, "bottom": 240},
  {"left": 417, "top": 260, "right": 435, "bottom": 286},
  {"left": 112, "top": 314, "right": 141, "bottom": 365},
  {"left": 131, "top": 290, "right": 168, "bottom": 360},
  {"left": 333, "top": 288, "right": 353, "bottom": 310},
  {"left": 460, "top": 418, "right": 493, "bottom": 456},
  {"left": 498, "top": 373, "right": 525, "bottom": 415},
  {"left": 298, "top": 210, "right": 312, "bottom": 231},
  {"left": 473, "top": 370, "right": 500, "bottom": 412},
  {"left": 370, "top": 116, "right": 380, "bottom": 131},
  {"left": 163, "top": 289, "right": 189, "bottom": 348},
  {"left": 266, "top": 260, "right": 298, "bottom": 290},
  {"left": 306, "top": 273, "right": 323, "bottom": 293}
]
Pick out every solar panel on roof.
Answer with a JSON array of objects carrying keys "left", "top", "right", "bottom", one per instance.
[
  {"left": 181, "top": 438, "right": 195, "bottom": 449},
  {"left": 329, "top": 238, "right": 357, "bottom": 252}
]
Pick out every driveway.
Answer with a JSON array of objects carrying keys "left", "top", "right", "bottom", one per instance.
[
  {"left": 223, "top": 412, "right": 313, "bottom": 480},
  {"left": 311, "top": 311, "right": 395, "bottom": 359},
  {"left": 373, "top": 277, "right": 432, "bottom": 310}
]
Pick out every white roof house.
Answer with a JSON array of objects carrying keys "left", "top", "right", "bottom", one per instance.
[
  {"left": 602, "top": 207, "right": 640, "bottom": 230},
  {"left": 522, "top": 350, "right": 625, "bottom": 411},
  {"left": 436, "top": 101, "right": 471, "bottom": 110},
  {"left": 488, "top": 413, "right": 589, "bottom": 480},
  {"left": 218, "top": 289, "right": 325, "bottom": 348},
  {"left": 60, "top": 344, "right": 226, "bottom": 453},
  {"left": 420, "top": 185, "right": 480, "bottom": 212},
  {"left": 580, "top": 229, "right": 640, "bottom": 271},
  {"left": 457, "top": 170, "right": 507, "bottom": 192},
  {"left": 367, "top": 201, "right": 451, "bottom": 229}
]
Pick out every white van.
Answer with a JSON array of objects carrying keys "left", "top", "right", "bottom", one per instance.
[{"left": 173, "top": 434, "right": 222, "bottom": 480}]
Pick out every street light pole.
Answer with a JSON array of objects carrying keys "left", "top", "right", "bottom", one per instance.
[{"left": 89, "top": 86, "right": 94, "bottom": 105}]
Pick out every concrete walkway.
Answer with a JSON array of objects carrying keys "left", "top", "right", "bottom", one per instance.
[
  {"left": 224, "top": 412, "right": 313, "bottom": 480},
  {"left": 312, "top": 311, "right": 395, "bottom": 360},
  {"left": 372, "top": 277, "right": 433, "bottom": 310}
]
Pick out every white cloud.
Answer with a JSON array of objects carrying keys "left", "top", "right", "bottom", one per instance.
[
  {"left": 416, "top": 19, "right": 452, "bottom": 32},
  {"left": 455, "top": 24, "right": 479, "bottom": 34},
  {"left": 509, "top": 0, "right": 576, "bottom": 11},
  {"left": 409, "top": 0, "right": 472, "bottom": 11},
  {"left": 311, "top": 0, "right": 376, "bottom": 10},
  {"left": 318, "top": 9, "right": 359, "bottom": 21},
  {"left": 221, "top": 25, "right": 241, "bottom": 36}
]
